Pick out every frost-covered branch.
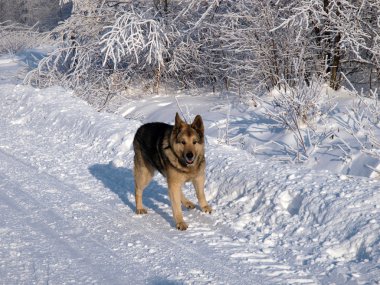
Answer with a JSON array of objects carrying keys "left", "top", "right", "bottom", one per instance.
[
  {"left": 28, "top": 0, "right": 380, "bottom": 108},
  {"left": 100, "top": 10, "right": 169, "bottom": 70},
  {"left": 337, "top": 73, "right": 380, "bottom": 160},
  {"left": 0, "top": 21, "right": 44, "bottom": 54}
]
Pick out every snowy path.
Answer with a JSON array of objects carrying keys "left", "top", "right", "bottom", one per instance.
[
  {"left": 0, "top": 55, "right": 379, "bottom": 284},
  {"left": 0, "top": 88, "right": 315, "bottom": 284},
  {"left": 0, "top": 147, "right": 250, "bottom": 284}
]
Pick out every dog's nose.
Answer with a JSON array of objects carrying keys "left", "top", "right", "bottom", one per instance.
[{"left": 186, "top": 152, "right": 194, "bottom": 160}]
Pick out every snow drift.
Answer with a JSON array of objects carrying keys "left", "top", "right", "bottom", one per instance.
[{"left": 1, "top": 55, "right": 379, "bottom": 284}]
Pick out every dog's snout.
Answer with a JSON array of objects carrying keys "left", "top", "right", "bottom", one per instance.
[{"left": 186, "top": 152, "right": 194, "bottom": 159}]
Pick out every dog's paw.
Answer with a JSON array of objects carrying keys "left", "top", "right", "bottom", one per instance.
[
  {"left": 201, "top": 205, "right": 213, "bottom": 214},
  {"left": 136, "top": 208, "right": 148, "bottom": 214},
  {"left": 176, "top": 222, "right": 188, "bottom": 231},
  {"left": 183, "top": 201, "right": 196, "bottom": 209}
]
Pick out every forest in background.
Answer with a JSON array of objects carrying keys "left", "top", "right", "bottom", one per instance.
[
  {"left": 0, "top": 4, "right": 379, "bottom": 284},
  {"left": 0, "top": 0, "right": 71, "bottom": 31},
  {"left": 1, "top": 1, "right": 380, "bottom": 181},
  {"left": 2, "top": 1, "right": 380, "bottom": 99}
]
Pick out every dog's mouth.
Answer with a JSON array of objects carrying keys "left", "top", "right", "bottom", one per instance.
[
  {"left": 185, "top": 157, "right": 194, "bottom": 165},
  {"left": 184, "top": 151, "right": 196, "bottom": 166}
]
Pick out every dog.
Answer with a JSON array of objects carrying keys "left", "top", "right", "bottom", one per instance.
[{"left": 133, "top": 113, "right": 212, "bottom": 230}]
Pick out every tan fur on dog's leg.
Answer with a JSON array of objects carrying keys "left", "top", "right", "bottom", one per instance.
[
  {"left": 168, "top": 178, "right": 188, "bottom": 230},
  {"left": 192, "top": 175, "right": 212, "bottom": 214}
]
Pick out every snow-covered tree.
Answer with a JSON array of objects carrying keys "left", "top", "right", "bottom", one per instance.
[
  {"left": 27, "top": 0, "right": 380, "bottom": 109},
  {"left": 0, "top": 0, "right": 64, "bottom": 31},
  {"left": 0, "top": 0, "right": 28, "bottom": 24},
  {"left": 274, "top": 0, "right": 380, "bottom": 90}
]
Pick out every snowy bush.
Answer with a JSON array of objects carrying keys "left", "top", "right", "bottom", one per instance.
[
  {"left": 339, "top": 74, "right": 380, "bottom": 166},
  {"left": 274, "top": 0, "right": 380, "bottom": 91},
  {"left": 100, "top": 9, "right": 170, "bottom": 93},
  {"left": 101, "top": 11, "right": 168, "bottom": 70},
  {"left": 267, "top": 81, "right": 323, "bottom": 160},
  {"left": 263, "top": 57, "right": 336, "bottom": 161},
  {"left": 25, "top": 6, "right": 111, "bottom": 109},
  {"left": 27, "top": 0, "right": 225, "bottom": 108},
  {"left": 26, "top": 0, "right": 380, "bottom": 109},
  {"left": 0, "top": 0, "right": 66, "bottom": 31},
  {"left": 0, "top": 22, "right": 42, "bottom": 54}
]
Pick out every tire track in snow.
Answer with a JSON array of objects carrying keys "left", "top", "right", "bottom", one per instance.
[
  {"left": 0, "top": 147, "right": 258, "bottom": 284},
  {"left": 0, "top": 149, "right": 148, "bottom": 284},
  {"left": 136, "top": 172, "right": 316, "bottom": 284},
  {"left": 0, "top": 129, "right": 315, "bottom": 284},
  {"left": 113, "top": 157, "right": 316, "bottom": 284},
  {"left": 0, "top": 96, "right": 316, "bottom": 284}
]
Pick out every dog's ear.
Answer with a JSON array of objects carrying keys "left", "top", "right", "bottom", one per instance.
[
  {"left": 174, "top": 112, "right": 186, "bottom": 130},
  {"left": 191, "top": 115, "right": 204, "bottom": 136}
]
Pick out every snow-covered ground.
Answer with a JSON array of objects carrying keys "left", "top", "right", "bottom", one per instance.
[{"left": 0, "top": 54, "right": 379, "bottom": 284}]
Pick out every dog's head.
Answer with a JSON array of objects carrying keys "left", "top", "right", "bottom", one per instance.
[{"left": 171, "top": 113, "right": 205, "bottom": 166}]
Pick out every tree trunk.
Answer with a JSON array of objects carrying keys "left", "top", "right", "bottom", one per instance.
[
  {"left": 153, "top": 67, "right": 161, "bottom": 94},
  {"left": 330, "top": 33, "right": 341, "bottom": 90},
  {"left": 320, "top": 0, "right": 342, "bottom": 90}
]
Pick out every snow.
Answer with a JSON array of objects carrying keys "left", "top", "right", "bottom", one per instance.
[{"left": 0, "top": 53, "right": 379, "bottom": 284}]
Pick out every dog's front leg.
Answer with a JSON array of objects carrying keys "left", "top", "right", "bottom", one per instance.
[
  {"left": 192, "top": 175, "right": 212, "bottom": 214},
  {"left": 167, "top": 177, "right": 188, "bottom": 230}
]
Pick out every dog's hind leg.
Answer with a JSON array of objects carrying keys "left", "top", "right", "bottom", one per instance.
[
  {"left": 134, "top": 154, "right": 154, "bottom": 214},
  {"left": 181, "top": 191, "right": 195, "bottom": 209}
]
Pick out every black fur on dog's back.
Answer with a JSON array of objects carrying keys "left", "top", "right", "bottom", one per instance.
[{"left": 133, "top": 122, "right": 172, "bottom": 175}]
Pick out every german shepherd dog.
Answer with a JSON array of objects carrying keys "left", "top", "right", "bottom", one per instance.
[{"left": 133, "top": 113, "right": 212, "bottom": 230}]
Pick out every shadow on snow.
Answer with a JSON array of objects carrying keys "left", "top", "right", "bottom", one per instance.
[{"left": 89, "top": 162, "right": 174, "bottom": 227}]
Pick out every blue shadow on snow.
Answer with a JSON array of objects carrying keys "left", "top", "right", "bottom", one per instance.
[{"left": 89, "top": 162, "right": 174, "bottom": 226}]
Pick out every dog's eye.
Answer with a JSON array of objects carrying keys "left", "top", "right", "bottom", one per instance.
[
  {"left": 193, "top": 140, "right": 197, "bottom": 144},
  {"left": 181, "top": 140, "right": 186, "bottom": 145}
]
